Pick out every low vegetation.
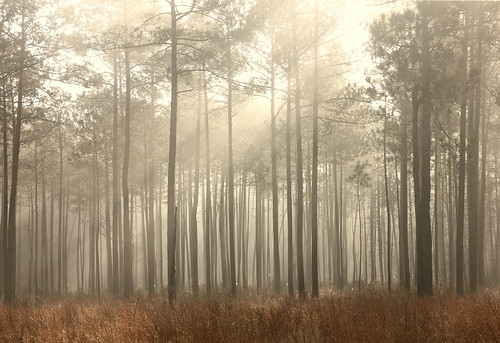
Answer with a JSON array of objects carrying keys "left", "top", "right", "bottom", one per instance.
[{"left": 0, "top": 290, "right": 498, "bottom": 342}]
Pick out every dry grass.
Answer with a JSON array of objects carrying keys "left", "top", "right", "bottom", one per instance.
[{"left": 0, "top": 289, "right": 499, "bottom": 342}]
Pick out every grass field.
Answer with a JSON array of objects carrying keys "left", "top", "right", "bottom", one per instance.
[{"left": 0, "top": 289, "right": 499, "bottom": 342}]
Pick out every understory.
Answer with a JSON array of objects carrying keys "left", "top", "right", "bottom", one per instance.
[{"left": 0, "top": 290, "right": 499, "bottom": 342}]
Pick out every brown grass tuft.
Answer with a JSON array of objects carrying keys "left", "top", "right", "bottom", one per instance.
[{"left": 0, "top": 290, "right": 498, "bottom": 342}]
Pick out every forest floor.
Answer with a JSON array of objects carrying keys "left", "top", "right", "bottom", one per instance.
[{"left": 0, "top": 288, "right": 499, "bottom": 342}]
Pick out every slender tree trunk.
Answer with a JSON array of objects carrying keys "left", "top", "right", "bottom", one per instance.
[
  {"left": 123, "top": 48, "right": 133, "bottom": 298},
  {"left": 82, "top": 198, "right": 87, "bottom": 292},
  {"left": 112, "top": 49, "right": 120, "bottom": 294},
  {"left": 255, "top": 176, "right": 262, "bottom": 291},
  {"left": 270, "top": 33, "right": 281, "bottom": 296},
  {"left": 89, "top": 158, "right": 96, "bottom": 295},
  {"left": 34, "top": 141, "right": 39, "bottom": 296},
  {"left": 384, "top": 107, "right": 391, "bottom": 294},
  {"left": 28, "top": 191, "right": 33, "bottom": 295},
  {"left": 467, "top": 26, "right": 481, "bottom": 293},
  {"left": 57, "top": 121, "right": 63, "bottom": 294},
  {"left": 414, "top": 4, "right": 433, "bottom": 296},
  {"left": 339, "top": 156, "right": 346, "bottom": 289},
  {"left": 311, "top": 0, "right": 319, "bottom": 298},
  {"left": 77, "top": 196, "right": 81, "bottom": 293},
  {"left": 477, "top": 36, "right": 486, "bottom": 289},
  {"left": 456, "top": 13, "right": 468, "bottom": 296},
  {"left": 447, "top": 152, "right": 455, "bottom": 288},
  {"left": 157, "top": 166, "right": 164, "bottom": 291},
  {"left": 177, "top": 165, "right": 183, "bottom": 289},
  {"left": 0, "top": 36, "right": 9, "bottom": 297},
  {"left": 285, "top": 71, "right": 294, "bottom": 297},
  {"left": 5, "top": 8, "right": 25, "bottom": 301},
  {"left": 104, "top": 140, "right": 113, "bottom": 291},
  {"left": 211, "top": 167, "right": 218, "bottom": 288},
  {"left": 434, "top": 142, "right": 439, "bottom": 285},
  {"left": 41, "top": 173, "right": 48, "bottom": 294},
  {"left": 495, "top": 157, "right": 500, "bottom": 283},
  {"left": 219, "top": 171, "right": 228, "bottom": 289},
  {"left": 190, "top": 77, "right": 202, "bottom": 296},
  {"left": 167, "top": 1, "right": 178, "bottom": 304},
  {"left": 225, "top": 28, "right": 237, "bottom": 297},
  {"left": 293, "top": 6, "right": 305, "bottom": 299},
  {"left": 400, "top": 104, "right": 410, "bottom": 291},
  {"left": 203, "top": 71, "right": 212, "bottom": 295},
  {"left": 50, "top": 184, "right": 54, "bottom": 293},
  {"left": 93, "top": 171, "right": 100, "bottom": 296},
  {"left": 370, "top": 192, "right": 376, "bottom": 283},
  {"left": 148, "top": 164, "right": 156, "bottom": 295},
  {"left": 333, "top": 152, "right": 342, "bottom": 288}
]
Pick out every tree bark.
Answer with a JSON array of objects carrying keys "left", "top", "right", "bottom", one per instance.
[
  {"left": 383, "top": 107, "right": 391, "bottom": 294},
  {"left": 104, "top": 139, "right": 113, "bottom": 292},
  {"left": 400, "top": 104, "right": 410, "bottom": 291},
  {"left": 293, "top": 6, "right": 305, "bottom": 299},
  {"left": 190, "top": 78, "right": 202, "bottom": 296},
  {"left": 203, "top": 71, "right": 212, "bottom": 295},
  {"left": 167, "top": 0, "right": 178, "bottom": 304},
  {"left": 456, "top": 12, "right": 468, "bottom": 296},
  {"left": 467, "top": 22, "right": 481, "bottom": 293},
  {"left": 112, "top": 49, "right": 120, "bottom": 295},
  {"left": 4, "top": 7, "right": 25, "bottom": 301},
  {"left": 148, "top": 164, "right": 156, "bottom": 295},
  {"left": 226, "top": 27, "right": 237, "bottom": 297},
  {"left": 311, "top": 0, "right": 319, "bottom": 298},
  {"left": 414, "top": 4, "right": 433, "bottom": 296},
  {"left": 270, "top": 33, "right": 281, "bottom": 296},
  {"left": 0, "top": 31, "right": 8, "bottom": 297},
  {"left": 122, "top": 48, "right": 133, "bottom": 298},
  {"left": 285, "top": 71, "right": 294, "bottom": 297}
]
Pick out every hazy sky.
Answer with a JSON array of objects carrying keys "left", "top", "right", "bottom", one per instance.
[{"left": 338, "top": 0, "right": 406, "bottom": 84}]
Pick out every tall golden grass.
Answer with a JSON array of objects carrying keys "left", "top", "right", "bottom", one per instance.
[{"left": 0, "top": 289, "right": 498, "bottom": 342}]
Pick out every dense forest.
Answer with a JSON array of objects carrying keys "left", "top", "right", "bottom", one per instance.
[{"left": 1, "top": 0, "right": 500, "bottom": 309}]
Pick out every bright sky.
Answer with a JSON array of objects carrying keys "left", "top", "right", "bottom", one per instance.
[
  {"left": 337, "top": 0, "right": 407, "bottom": 84},
  {"left": 52, "top": 0, "right": 409, "bottom": 99}
]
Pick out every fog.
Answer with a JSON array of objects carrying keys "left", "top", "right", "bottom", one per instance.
[{"left": 1, "top": 0, "right": 500, "bottom": 316}]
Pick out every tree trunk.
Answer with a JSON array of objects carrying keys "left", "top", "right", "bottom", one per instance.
[
  {"left": 41, "top": 169, "right": 48, "bottom": 295},
  {"left": 34, "top": 141, "right": 39, "bottom": 296},
  {"left": 383, "top": 107, "right": 391, "bottom": 293},
  {"left": 226, "top": 28, "right": 237, "bottom": 297},
  {"left": 255, "top": 176, "right": 262, "bottom": 291},
  {"left": 414, "top": 4, "right": 433, "bottom": 296},
  {"left": 447, "top": 152, "right": 455, "bottom": 289},
  {"left": 434, "top": 142, "right": 439, "bottom": 285},
  {"left": 5, "top": 8, "right": 25, "bottom": 301},
  {"left": 293, "top": 7, "right": 305, "bottom": 299},
  {"left": 157, "top": 165, "right": 164, "bottom": 291},
  {"left": 311, "top": 0, "right": 319, "bottom": 298},
  {"left": 203, "top": 71, "right": 212, "bottom": 295},
  {"left": 476, "top": 32, "right": 486, "bottom": 289},
  {"left": 104, "top": 139, "right": 113, "bottom": 292},
  {"left": 270, "top": 33, "right": 281, "bottom": 296},
  {"left": 456, "top": 12, "right": 468, "bottom": 296},
  {"left": 467, "top": 25, "right": 481, "bottom": 293},
  {"left": 122, "top": 48, "right": 133, "bottom": 298},
  {"left": 57, "top": 118, "right": 64, "bottom": 294},
  {"left": 112, "top": 49, "right": 120, "bottom": 295},
  {"left": 219, "top": 171, "right": 228, "bottom": 289},
  {"left": 50, "top": 184, "right": 54, "bottom": 293},
  {"left": 285, "top": 71, "right": 294, "bottom": 297},
  {"left": 400, "top": 104, "right": 410, "bottom": 291},
  {"left": 0, "top": 36, "right": 9, "bottom": 297},
  {"left": 167, "top": 0, "right": 178, "bottom": 304},
  {"left": 190, "top": 78, "right": 202, "bottom": 296},
  {"left": 148, "top": 164, "right": 156, "bottom": 295}
]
